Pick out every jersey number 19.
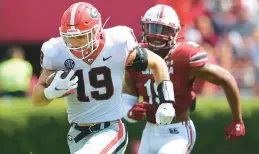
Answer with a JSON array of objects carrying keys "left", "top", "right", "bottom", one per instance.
[{"left": 75, "top": 66, "right": 114, "bottom": 102}]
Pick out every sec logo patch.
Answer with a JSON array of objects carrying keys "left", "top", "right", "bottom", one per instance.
[{"left": 64, "top": 59, "right": 75, "bottom": 69}]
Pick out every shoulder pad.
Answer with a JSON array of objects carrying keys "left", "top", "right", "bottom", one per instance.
[{"left": 40, "top": 37, "right": 63, "bottom": 70}]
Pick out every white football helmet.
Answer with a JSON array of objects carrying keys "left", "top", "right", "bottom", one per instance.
[{"left": 141, "top": 4, "right": 180, "bottom": 51}]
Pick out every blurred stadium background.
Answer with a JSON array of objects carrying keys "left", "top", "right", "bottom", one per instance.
[{"left": 0, "top": 0, "right": 258, "bottom": 153}]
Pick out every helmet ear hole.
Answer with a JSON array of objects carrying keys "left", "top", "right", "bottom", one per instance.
[
  {"left": 170, "top": 27, "right": 180, "bottom": 38},
  {"left": 176, "top": 27, "right": 180, "bottom": 32},
  {"left": 140, "top": 21, "right": 146, "bottom": 32}
]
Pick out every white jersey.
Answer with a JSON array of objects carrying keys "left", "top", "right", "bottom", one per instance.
[{"left": 41, "top": 26, "right": 138, "bottom": 124}]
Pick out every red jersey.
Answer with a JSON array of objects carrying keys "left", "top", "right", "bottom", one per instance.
[{"left": 128, "top": 42, "right": 208, "bottom": 123}]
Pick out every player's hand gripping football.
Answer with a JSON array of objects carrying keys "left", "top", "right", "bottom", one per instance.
[
  {"left": 155, "top": 103, "right": 175, "bottom": 125},
  {"left": 224, "top": 120, "right": 246, "bottom": 140},
  {"left": 44, "top": 70, "right": 78, "bottom": 99}
]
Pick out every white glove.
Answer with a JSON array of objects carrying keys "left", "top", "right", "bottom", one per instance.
[
  {"left": 44, "top": 70, "right": 78, "bottom": 99},
  {"left": 155, "top": 103, "right": 175, "bottom": 125}
]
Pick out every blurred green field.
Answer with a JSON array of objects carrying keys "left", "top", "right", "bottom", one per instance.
[{"left": 0, "top": 97, "right": 258, "bottom": 154}]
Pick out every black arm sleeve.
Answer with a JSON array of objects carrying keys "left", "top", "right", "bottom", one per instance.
[{"left": 126, "top": 46, "right": 148, "bottom": 72}]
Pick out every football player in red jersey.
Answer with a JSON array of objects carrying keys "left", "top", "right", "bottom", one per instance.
[{"left": 123, "top": 4, "right": 246, "bottom": 154}]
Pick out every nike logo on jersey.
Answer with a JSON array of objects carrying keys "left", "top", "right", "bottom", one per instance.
[{"left": 103, "top": 56, "right": 112, "bottom": 61}]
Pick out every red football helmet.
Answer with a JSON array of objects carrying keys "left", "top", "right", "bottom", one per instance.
[{"left": 59, "top": 2, "right": 103, "bottom": 60}]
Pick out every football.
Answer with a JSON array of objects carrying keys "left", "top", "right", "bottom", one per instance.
[{"left": 45, "top": 69, "right": 76, "bottom": 87}]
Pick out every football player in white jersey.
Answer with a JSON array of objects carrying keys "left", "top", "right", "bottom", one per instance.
[{"left": 31, "top": 2, "right": 176, "bottom": 154}]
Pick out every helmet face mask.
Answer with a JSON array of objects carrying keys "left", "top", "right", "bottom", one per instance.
[
  {"left": 59, "top": 2, "right": 103, "bottom": 60},
  {"left": 141, "top": 21, "right": 179, "bottom": 49},
  {"left": 141, "top": 5, "right": 180, "bottom": 54}
]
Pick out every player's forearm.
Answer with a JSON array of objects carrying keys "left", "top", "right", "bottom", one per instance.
[
  {"left": 221, "top": 73, "right": 242, "bottom": 121},
  {"left": 147, "top": 54, "right": 170, "bottom": 84},
  {"left": 123, "top": 71, "right": 138, "bottom": 96},
  {"left": 190, "top": 63, "right": 242, "bottom": 121},
  {"left": 31, "top": 84, "right": 52, "bottom": 106}
]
